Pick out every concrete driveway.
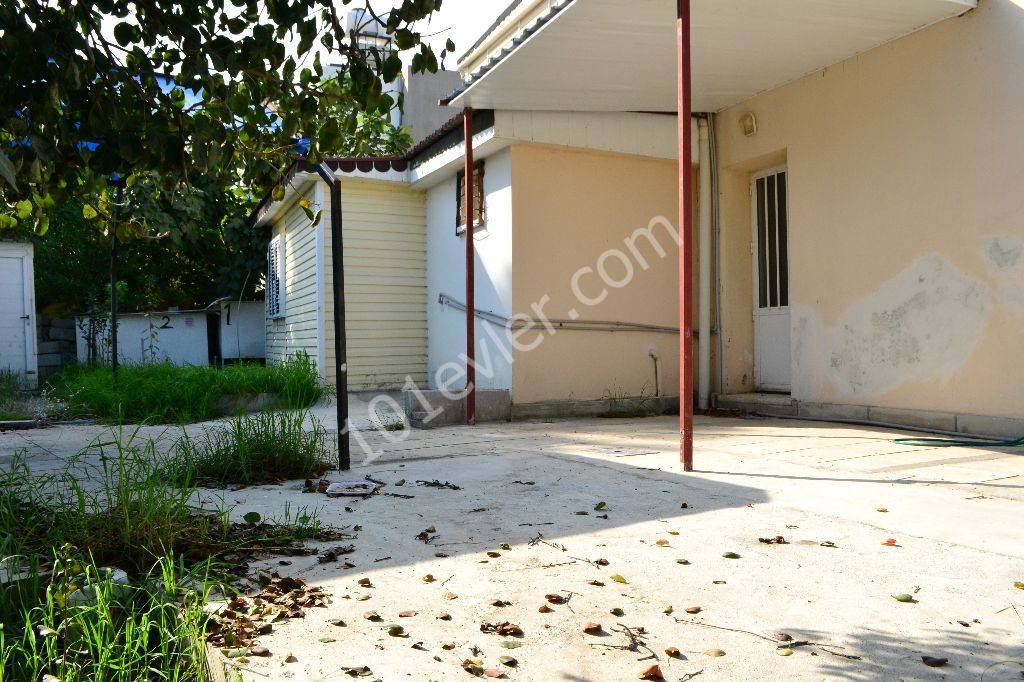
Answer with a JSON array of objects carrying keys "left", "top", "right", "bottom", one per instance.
[{"left": 2, "top": 413, "right": 1023, "bottom": 680}]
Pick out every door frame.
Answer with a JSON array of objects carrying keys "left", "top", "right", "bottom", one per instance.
[
  {"left": 750, "top": 165, "right": 791, "bottom": 392},
  {"left": 0, "top": 242, "right": 38, "bottom": 388}
]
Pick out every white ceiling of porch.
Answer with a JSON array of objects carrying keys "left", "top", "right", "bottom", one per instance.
[{"left": 449, "top": 0, "right": 976, "bottom": 112}]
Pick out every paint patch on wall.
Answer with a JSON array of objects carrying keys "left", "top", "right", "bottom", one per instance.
[
  {"left": 981, "top": 235, "right": 1024, "bottom": 312},
  {"left": 821, "top": 255, "right": 990, "bottom": 396}
]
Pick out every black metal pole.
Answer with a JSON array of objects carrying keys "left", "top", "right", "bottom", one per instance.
[
  {"left": 109, "top": 181, "right": 124, "bottom": 380},
  {"left": 313, "top": 163, "right": 349, "bottom": 471}
]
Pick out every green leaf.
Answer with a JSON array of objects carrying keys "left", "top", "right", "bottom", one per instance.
[
  {"left": 15, "top": 200, "right": 32, "bottom": 219},
  {"left": 594, "top": 501, "right": 606, "bottom": 511},
  {"left": 0, "top": 214, "right": 18, "bottom": 231},
  {"left": 892, "top": 593, "right": 915, "bottom": 603},
  {"left": 243, "top": 511, "right": 261, "bottom": 524},
  {"left": 113, "top": 22, "right": 135, "bottom": 47},
  {"left": 272, "top": 185, "right": 285, "bottom": 202},
  {"left": 0, "top": 154, "right": 17, "bottom": 190},
  {"left": 722, "top": 552, "right": 741, "bottom": 559},
  {"left": 82, "top": 204, "right": 98, "bottom": 220}
]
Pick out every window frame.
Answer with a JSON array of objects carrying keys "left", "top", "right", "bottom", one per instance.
[{"left": 455, "top": 160, "right": 486, "bottom": 235}]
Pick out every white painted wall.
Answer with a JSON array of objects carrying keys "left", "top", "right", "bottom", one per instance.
[
  {"left": 426, "top": 147, "right": 514, "bottom": 392},
  {"left": 76, "top": 311, "right": 210, "bottom": 367},
  {"left": 0, "top": 242, "right": 37, "bottom": 388},
  {"left": 219, "top": 301, "right": 266, "bottom": 360}
]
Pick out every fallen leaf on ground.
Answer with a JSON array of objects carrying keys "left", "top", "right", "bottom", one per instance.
[
  {"left": 328, "top": 618, "right": 346, "bottom": 627},
  {"left": 481, "top": 622, "right": 523, "bottom": 636},
  {"left": 438, "top": 613, "right": 452, "bottom": 621},
  {"left": 594, "top": 502, "right": 607, "bottom": 511},
  {"left": 655, "top": 539, "right": 670, "bottom": 547},
  {"left": 722, "top": 552, "right": 741, "bottom": 559},
  {"left": 342, "top": 666, "right": 373, "bottom": 677},
  {"left": 610, "top": 607, "right": 625, "bottom": 616},
  {"left": 594, "top": 558, "right": 610, "bottom": 566},
  {"left": 499, "top": 655, "right": 517, "bottom": 666},
  {"left": 357, "top": 578, "right": 372, "bottom": 587},
  {"left": 676, "top": 559, "right": 690, "bottom": 565},
  {"left": 539, "top": 604, "right": 552, "bottom": 613},
  {"left": 318, "top": 637, "right": 336, "bottom": 643},
  {"left": 775, "top": 632, "right": 793, "bottom": 642},
  {"left": 545, "top": 594, "right": 566, "bottom": 604},
  {"left": 441, "top": 642, "right": 456, "bottom": 650},
  {"left": 487, "top": 551, "right": 501, "bottom": 558},
  {"left": 777, "top": 648, "right": 794, "bottom": 656},
  {"left": 665, "top": 647, "right": 681, "bottom": 658},
  {"left": 363, "top": 611, "right": 382, "bottom": 621},
  {"left": 610, "top": 574, "right": 628, "bottom": 584},
  {"left": 705, "top": 649, "right": 726, "bottom": 657},
  {"left": 685, "top": 606, "right": 701, "bottom": 614},
  {"left": 499, "top": 543, "right": 511, "bottom": 551},
  {"left": 876, "top": 507, "right": 888, "bottom": 513},
  {"left": 957, "top": 620, "right": 970, "bottom": 627},
  {"left": 820, "top": 541, "right": 836, "bottom": 548},
  {"left": 662, "top": 605, "right": 674, "bottom": 615},
  {"left": 284, "top": 651, "right": 297, "bottom": 663},
  {"left": 882, "top": 538, "right": 898, "bottom": 547},
  {"left": 893, "top": 594, "right": 915, "bottom": 603},
  {"left": 500, "top": 641, "right": 523, "bottom": 649},
  {"left": 399, "top": 610, "right": 417, "bottom": 618},
  {"left": 583, "top": 622, "right": 603, "bottom": 635},
  {"left": 639, "top": 664, "right": 665, "bottom": 680},
  {"left": 484, "top": 669, "right": 506, "bottom": 678},
  {"left": 922, "top": 656, "right": 948, "bottom": 668},
  {"left": 443, "top": 592, "right": 458, "bottom": 600},
  {"left": 667, "top": 531, "right": 680, "bottom": 536},
  {"left": 388, "top": 624, "right": 405, "bottom": 637},
  {"left": 1014, "top": 582, "right": 1024, "bottom": 590},
  {"left": 489, "top": 599, "right": 510, "bottom": 607},
  {"left": 411, "top": 641, "right": 427, "bottom": 650},
  {"left": 422, "top": 574, "right": 435, "bottom": 583},
  {"left": 587, "top": 580, "right": 605, "bottom": 587}
]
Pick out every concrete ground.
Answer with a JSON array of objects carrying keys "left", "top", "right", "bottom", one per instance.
[{"left": 2, "top": 412, "right": 1023, "bottom": 680}]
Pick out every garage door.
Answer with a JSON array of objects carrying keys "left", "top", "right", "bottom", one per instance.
[{"left": 0, "top": 244, "right": 37, "bottom": 387}]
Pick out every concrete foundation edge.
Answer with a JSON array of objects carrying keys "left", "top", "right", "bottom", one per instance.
[{"left": 713, "top": 394, "right": 1024, "bottom": 439}]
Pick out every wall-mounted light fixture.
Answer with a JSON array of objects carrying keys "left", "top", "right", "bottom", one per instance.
[{"left": 740, "top": 112, "right": 757, "bottom": 137}]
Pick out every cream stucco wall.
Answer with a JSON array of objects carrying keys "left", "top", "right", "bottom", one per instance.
[
  {"left": 510, "top": 143, "right": 687, "bottom": 405},
  {"left": 714, "top": 0, "right": 1024, "bottom": 419}
]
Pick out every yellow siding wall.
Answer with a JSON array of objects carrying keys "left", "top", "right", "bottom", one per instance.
[
  {"left": 321, "top": 177, "right": 428, "bottom": 389},
  {"left": 266, "top": 183, "right": 319, "bottom": 367}
]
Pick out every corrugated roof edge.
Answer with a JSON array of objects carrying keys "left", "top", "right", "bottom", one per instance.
[
  {"left": 440, "top": 0, "right": 576, "bottom": 107},
  {"left": 247, "top": 110, "right": 495, "bottom": 228}
]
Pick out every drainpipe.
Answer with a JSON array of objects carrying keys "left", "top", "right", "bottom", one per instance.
[
  {"left": 648, "top": 347, "right": 663, "bottom": 398},
  {"left": 463, "top": 108, "right": 477, "bottom": 425},
  {"left": 676, "top": 0, "right": 694, "bottom": 471},
  {"left": 697, "top": 118, "right": 712, "bottom": 410},
  {"left": 312, "top": 162, "right": 351, "bottom": 471}
]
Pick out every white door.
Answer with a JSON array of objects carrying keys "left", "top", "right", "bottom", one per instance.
[
  {"left": 0, "top": 244, "right": 38, "bottom": 388},
  {"left": 752, "top": 168, "right": 791, "bottom": 392}
]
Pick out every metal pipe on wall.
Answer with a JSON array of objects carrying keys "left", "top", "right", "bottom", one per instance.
[
  {"left": 697, "top": 118, "right": 712, "bottom": 410},
  {"left": 463, "top": 107, "right": 477, "bottom": 426},
  {"left": 676, "top": 0, "right": 695, "bottom": 471}
]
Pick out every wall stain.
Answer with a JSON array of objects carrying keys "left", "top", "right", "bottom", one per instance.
[
  {"left": 819, "top": 255, "right": 990, "bottom": 396},
  {"left": 982, "top": 235, "right": 1024, "bottom": 312}
]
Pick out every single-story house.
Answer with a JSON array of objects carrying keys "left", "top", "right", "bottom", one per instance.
[{"left": 254, "top": 0, "right": 1024, "bottom": 440}]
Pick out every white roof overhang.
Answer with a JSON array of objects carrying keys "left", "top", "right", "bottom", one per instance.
[{"left": 448, "top": 0, "right": 976, "bottom": 112}]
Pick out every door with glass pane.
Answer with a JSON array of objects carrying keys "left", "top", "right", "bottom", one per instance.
[{"left": 751, "top": 167, "right": 791, "bottom": 392}]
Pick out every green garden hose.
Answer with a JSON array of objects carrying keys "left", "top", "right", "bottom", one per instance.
[{"left": 894, "top": 435, "right": 1024, "bottom": 448}]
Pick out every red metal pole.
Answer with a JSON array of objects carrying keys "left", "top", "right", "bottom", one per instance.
[
  {"left": 677, "top": 0, "right": 694, "bottom": 471},
  {"left": 463, "top": 107, "right": 477, "bottom": 425}
]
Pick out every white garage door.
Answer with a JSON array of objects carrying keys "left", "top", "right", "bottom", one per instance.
[{"left": 0, "top": 243, "right": 37, "bottom": 387}]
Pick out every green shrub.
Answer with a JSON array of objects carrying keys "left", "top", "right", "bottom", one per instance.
[
  {"left": 52, "top": 352, "right": 324, "bottom": 424},
  {"left": 163, "top": 410, "right": 333, "bottom": 486}
]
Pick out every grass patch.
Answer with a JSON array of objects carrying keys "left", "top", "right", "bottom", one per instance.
[
  {"left": 52, "top": 352, "right": 323, "bottom": 424},
  {"left": 163, "top": 410, "right": 333, "bottom": 487},
  {"left": 0, "top": 429, "right": 344, "bottom": 680}
]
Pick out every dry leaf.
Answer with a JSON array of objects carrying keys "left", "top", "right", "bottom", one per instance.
[
  {"left": 587, "top": 580, "right": 605, "bottom": 587},
  {"left": 328, "top": 618, "right": 346, "bottom": 627},
  {"left": 583, "top": 622, "right": 603, "bottom": 635},
  {"left": 655, "top": 539, "right": 670, "bottom": 547},
  {"left": 775, "top": 632, "right": 793, "bottom": 642},
  {"left": 437, "top": 613, "right": 452, "bottom": 621},
  {"left": 486, "top": 551, "right": 501, "bottom": 558},
  {"left": 488, "top": 599, "right": 510, "bottom": 607},
  {"left": 639, "top": 664, "right": 665, "bottom": 680},
  {"left": 498, "top": 655, "right": 517, "bottom": 666},
  {"left": 882, "top": 538, "right": 898, "bottom": 547},
  {"left": 357, "top": 578, "right": 372, "bottom": 587},
  {"left": 685, "top": 606, "right": 701, "bottom": 614},
  {"left": 399, "top": 610, "right": 417, "bottom": 618},
  {"left": 722, "top": 552, "right": 741, "bottom": 559},
  {"left": 662, "top": 605, "right": 674, "bottom": 615},
  {"left": 545, "top": 594, "right": 566, "bottom": 604},
  {"left": 777, "top": 647, "right": 794, "bottom": 656},
  {"left": 922, "top": 656, "right": 948, "bottom": 668},
  {"left": 610, "top": 607, "right": 624, "bottom": 616},
  {"left": 441, "top": 642, "right": 456, "bottom": 650},
  {"left": 665, "top": 646, "right": 681, "bottom": 658},
  {"left": 422, "top": 574, "right": 435, "bottom": 583},
  {"left": 539, "top": 604, "right": 552, "bottom": 613},
  {"left": 876, "top": 507, "right": 888, "bottom": 513},
  {"left": 484, "top": 669, "right": 506, "bottom": 679},
  {"left": 443, "top": 592, "right": 458, "bottom": 600},
  {"left": 705, "top": 648, "right": 726, "bottom": 657},
  {"left": 363, "top": 611, "right": 381, "bottom": 621}
]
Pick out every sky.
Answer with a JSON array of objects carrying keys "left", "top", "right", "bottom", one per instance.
[{"left": 388, "top": 0, "right": 510, "bottom": 67}]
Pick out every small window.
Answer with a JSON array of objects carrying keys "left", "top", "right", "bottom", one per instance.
[
  {"left": 266, "top": 235, "right": 285, "bottom": 319},
  {"left": 455, "top": 161, "right": 486, "bottom": 235}
]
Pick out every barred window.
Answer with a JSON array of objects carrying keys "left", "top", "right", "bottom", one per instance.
[{"left": 456, "top": 161, "right": 485, "bottom": 234}]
